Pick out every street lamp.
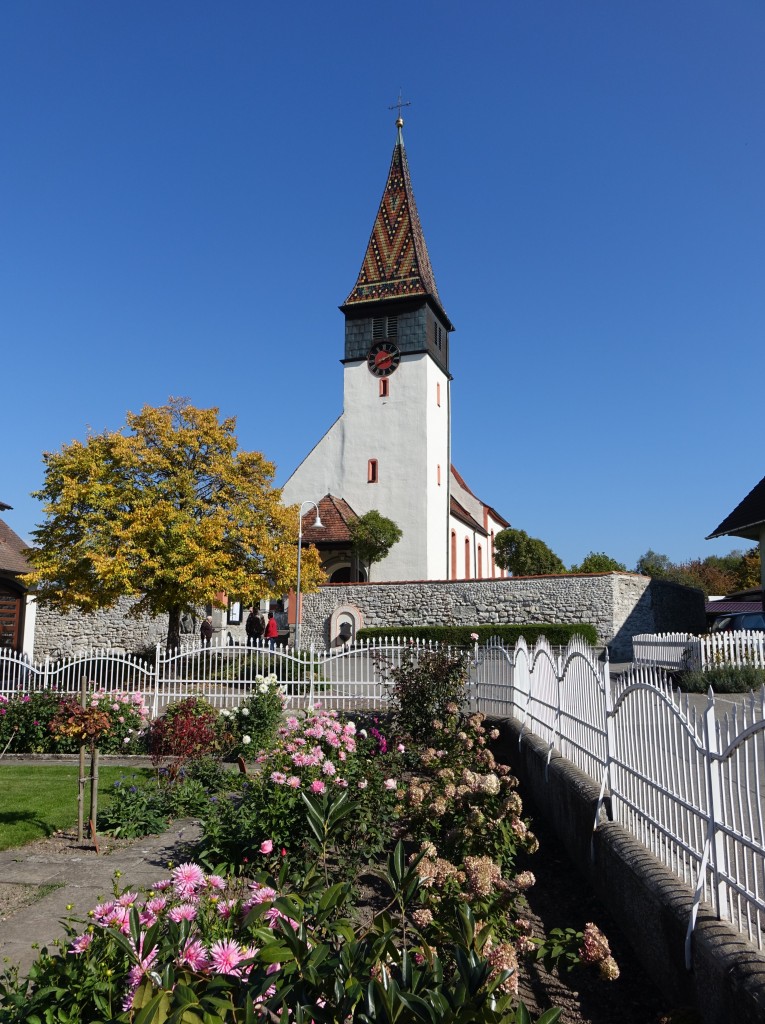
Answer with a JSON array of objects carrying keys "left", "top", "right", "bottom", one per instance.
[{"left": 295, "top": 500, "right": 323, "bottom": 650}]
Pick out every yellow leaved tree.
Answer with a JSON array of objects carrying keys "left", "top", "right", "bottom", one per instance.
[{"left": 25, "top": 397, "right": 325, "bottom": 651}]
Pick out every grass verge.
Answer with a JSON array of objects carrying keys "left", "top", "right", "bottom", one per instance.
[{"left": 0, "top": 765, "right": 154, "bottom": 851}]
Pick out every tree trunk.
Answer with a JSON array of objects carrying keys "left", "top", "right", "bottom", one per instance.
[{"left": 167, "top": 605, "right": 182, "bottom": 653}]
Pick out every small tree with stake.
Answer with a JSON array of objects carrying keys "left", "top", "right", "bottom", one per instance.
[{"left": 49, "top": 693, "right": 112, "bottom": 848}]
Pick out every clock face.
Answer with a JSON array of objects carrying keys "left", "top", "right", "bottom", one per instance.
[{"left": 367, "top": 341, "right": 401, "bottom": 377}]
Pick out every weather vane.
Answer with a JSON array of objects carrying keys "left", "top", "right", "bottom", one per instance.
[{"left": 388, "top": 89, "right": 411, "bottom": 123}]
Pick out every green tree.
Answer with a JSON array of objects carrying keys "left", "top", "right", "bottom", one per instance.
[
  {"left": 570, "top": 552, "right": 627, "bottom": 573},
  {"left": 736, "top": 547, "right": 762, "bottom": 590},
  {"left": 635, "top": 550, "right": 673, "bottom": 577},
  {"left": 348, "top": 509, "right": 402, "bottom": 581},
  {"left": 494, "top": 527, "right": 565, "bottom": 576},
  {"left": 25, "top": 398, "right": 325, "bottom": 651}
]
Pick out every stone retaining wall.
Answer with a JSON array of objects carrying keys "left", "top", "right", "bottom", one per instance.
[
  {"left": 31, "top": 573, "right": 705, "bottom": 661},
  {"left": 299, "top": 573, "right": 705, "bottom": 660},
  {"left": 492, "top": 718, "right": 765, "bottom": 1024}
]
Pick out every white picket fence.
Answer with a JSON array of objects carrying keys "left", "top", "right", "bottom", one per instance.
[
  {"left": 633, "top": 630, "right": 765, "bottom": 672},
  {"left": 2, "top": 634, "right": 765, "bottom": 953}
]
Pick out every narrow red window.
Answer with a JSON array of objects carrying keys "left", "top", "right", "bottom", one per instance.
[
  {"left": 379, "top": 379, "right": 389, "bottom": 398},
  {"left": 368, "top": 459, "right": 378, "bottom": 483},
  {"left": 451, "top": 531, "right": 457, "bottom": 580},
  {"left": 436, "top": 381, "right": 441, "bottom": 406},
  {"left": 437, "top": 464, "right": 441, "bottom": 485},
  {"left": 465, "top": 538, "right": 471, "bottom": 579},
  {"left": 477, "top": 545, "right": 483, "bottom": 579}
]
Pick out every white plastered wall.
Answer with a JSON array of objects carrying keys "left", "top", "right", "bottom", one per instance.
[{"left": 282, "top": 353, "right": 450, "bottom": 581}]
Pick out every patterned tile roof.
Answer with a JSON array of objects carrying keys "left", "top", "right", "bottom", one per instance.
[
  {"left": 343, "top": 123, "right": 451, "bottom": 327},
  {"left": 301, "top": 494, "right": 358, "bottom": 545},
  {"left": 707, "top": 475, "right": 765, "bottom": 541}
]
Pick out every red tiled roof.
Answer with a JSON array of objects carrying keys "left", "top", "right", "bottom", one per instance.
[
  {"left": 301, "top": 494, "right": 358, "bottom": 545},
  {"left": 0, "top": 517, "right": 31, "bottom": 575},
  {"left": 343, "top": 124, "right": 451, "bottom": 329}
]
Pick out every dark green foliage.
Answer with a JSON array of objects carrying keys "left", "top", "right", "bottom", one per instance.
[
  {"left": 357, "top": 623, "right": 599, "bottom": 647},
  {"left": 494, "top": 528, "right": 566, "bottom": 575},
  {"left": 676, "top": 664, "right": 765, "bottom": 694},
  {"left": 97, "top": 774, "right": 169, "bottom": 838},
  {"left": 349, "top": 509, "right": 403, "bottom": 580},
  {"left": 570, "top": 552, "right": 627, "bottom": 573}
]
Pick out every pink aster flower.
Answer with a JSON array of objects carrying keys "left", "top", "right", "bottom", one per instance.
[
  {"left": 357, "top": 779, "right": 368, "bottom": 790},
  {"left": 177, "top": 937, "right": 209, "bottom": 972},
  {"left": 247, "top": 883, "right": 277, "bottom": 904},
  {"left": 286, "top": 775, "right": 301, "bottom": 788},
  {"left": 260, "top": 839, "right": 274, "bottom": 854},
  {"left": 270, "top": 771, "right": 287, "bottom": 785},
  {"left": 117, "top": 891, "right": 139, "bottom": 907},
  {"left": 172, "top": 862, "right": 205, "bottom": 896},
  {"left": 69, "top": 932, "right": 94, "bottom": 954},
  {"left": 210, "top": 938, "right": 244, "bottom": 976},
  {"left": 384, "top": 778, "right": 397, "bottom": 790},
  {"left": 310, "top": 779, "right": 326, "bottom": 794},
  {"left": 216, "top": 898, "right": 238, "bottom": 919},
  {"left": 145, "top": 896, "right": 167, "bottom": 914},
  {"left": 168, "top": 902, "right": 198, "bottom": 923},
  {"left": 205, "top": 874, "right": 226, "bottom": 891},
  {"left": 322, "top": 760, "right": 336, "bottom": 776}
]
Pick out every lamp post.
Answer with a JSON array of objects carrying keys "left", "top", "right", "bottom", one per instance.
[{"left": 295, "top": 500, "right": 323, "bottom": 650}]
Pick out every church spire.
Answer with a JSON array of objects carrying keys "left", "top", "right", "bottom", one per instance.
[{"left": 343, "top": 118, "right": 452, "bottom": 329}]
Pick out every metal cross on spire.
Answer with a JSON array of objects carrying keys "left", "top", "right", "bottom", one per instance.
[{"left": 388, "top": 89, "right": 411, "bottom": 124}]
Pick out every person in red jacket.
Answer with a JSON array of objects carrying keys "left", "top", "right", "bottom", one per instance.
[{"left": 264, "top": 611, "right": 279, "bottom": 650}]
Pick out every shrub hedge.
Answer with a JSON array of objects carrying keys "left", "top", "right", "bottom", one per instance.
[
  {"left": 356, "top": 622, "right": 599, "bottom": 647},
  {"left": 675, "top": 664, "right": 765, "bottom": 694}
]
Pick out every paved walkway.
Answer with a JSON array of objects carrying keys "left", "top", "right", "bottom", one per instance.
[{"left": 0, "top": 819, "right": 202, "bottom": 976}]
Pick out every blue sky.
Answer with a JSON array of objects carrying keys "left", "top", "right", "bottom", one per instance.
[{"left": 2, "top": 1, "right": 763, "bottom": 571}]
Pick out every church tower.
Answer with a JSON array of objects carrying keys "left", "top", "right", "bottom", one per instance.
[
  {"left": 282, "top": 115, "right": 517, "bottom": 587},
  {"left": 282, "top": 117, "right": 454, "bottom": 581}
]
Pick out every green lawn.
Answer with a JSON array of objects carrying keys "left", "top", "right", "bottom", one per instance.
[{"left": 0, "top": 765, "right": 154, "bottom": 851}]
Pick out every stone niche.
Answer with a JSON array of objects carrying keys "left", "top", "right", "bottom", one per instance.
[{"left": 328, "top": 604, "right": 364, "bottom": 648}]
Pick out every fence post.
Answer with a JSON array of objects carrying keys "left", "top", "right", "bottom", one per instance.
[
  {"left": 594, "top": 648, "right": 616, "bottom": 851},
  {"left": 703, "top": 688, "right": 729, "bottom": 921},
  {"left": 152, "top": 642, "right": 161, "bottom": 719},
  {"left": 308, "top": 643, "right": 315, "bottom": 708}
]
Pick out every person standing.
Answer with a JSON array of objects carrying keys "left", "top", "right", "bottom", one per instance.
[
  {"left": 200, "top": 615, "right": 214, "bottom": 646},
  {"left": 264, "top": 611, "right": 279, "bottom": 650},
  {"left": 245, "top": 607, "right": 260, "bottom": 646}
]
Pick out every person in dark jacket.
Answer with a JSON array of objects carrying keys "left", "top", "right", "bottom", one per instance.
[
  {"left": 246, "top": 607, "right": 264, "bottom": 646},
  {"left": 200, "top": 615, "right": 214, "bottom": 646}
]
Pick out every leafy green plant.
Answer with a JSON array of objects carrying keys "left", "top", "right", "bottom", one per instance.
[
  {"left": 383, "top": 648, "right": 469, "bottom": 745},
  {"left": 97, "top": 774, "right": 169, "bottom": 838},
  {"left": 217, "top": 676, "right": 285, "bottom": 756},
  {"left": 676, "top": 664, "right": 765, "bottom": 693}
]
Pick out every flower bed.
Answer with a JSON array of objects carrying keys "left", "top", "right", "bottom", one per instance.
[{"left": 0, "top": 651, "right": 618, "bottom": 1023}]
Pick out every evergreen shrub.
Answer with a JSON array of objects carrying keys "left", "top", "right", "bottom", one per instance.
[{"left": 357, "top": 623, "right": 598, "bottom": 647}]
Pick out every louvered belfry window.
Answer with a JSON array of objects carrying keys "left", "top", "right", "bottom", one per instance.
[{"left": 372, "top": 315, "right": 398, "bottom": 339}]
